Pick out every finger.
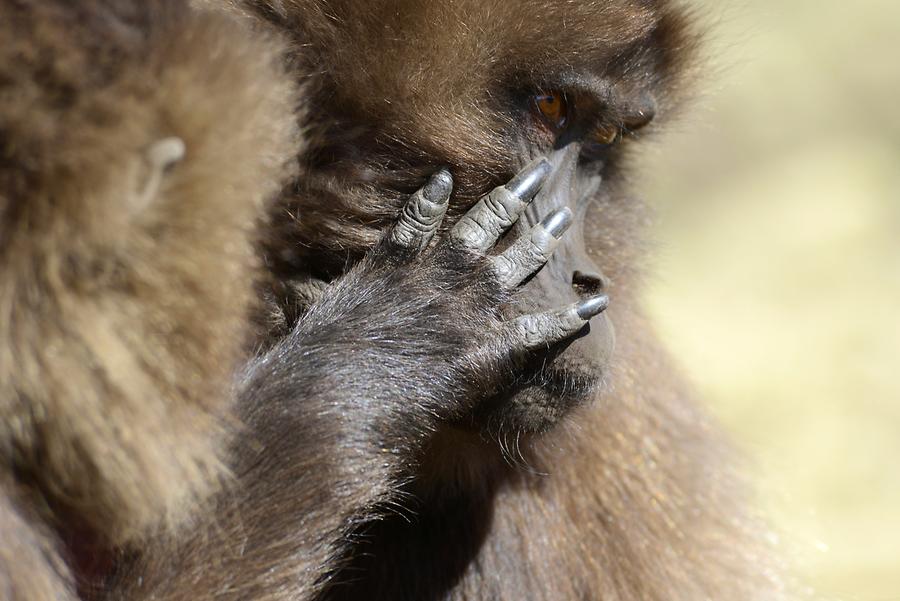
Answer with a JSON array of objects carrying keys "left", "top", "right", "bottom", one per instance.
[
  {"left": 490, "top": 207, "right": 572, "bottom": 288},
  {"left": 449, "top": 158, "right": 551, "bottom": 252},
  {"left": 387, "top": 168, "right": 453, "bottom": 255},
  {"left": 504, "top": 295, "right": 609, "bottom": 351}
]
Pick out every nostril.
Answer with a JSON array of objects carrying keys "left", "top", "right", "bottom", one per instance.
[{"left": 572, "top": 270, "right": 605, "bottom": 295}]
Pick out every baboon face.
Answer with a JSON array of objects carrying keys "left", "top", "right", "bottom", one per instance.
[{"left": 272, "top": 0, "right": 693, "bottom": 433}]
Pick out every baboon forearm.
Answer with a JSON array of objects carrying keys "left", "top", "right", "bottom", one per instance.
[
  {"left": 114, "top": 162, "right": 589, "bottom": 600},
  {"left": 114, "top": 321, "right": 425, "bottom": 599}
]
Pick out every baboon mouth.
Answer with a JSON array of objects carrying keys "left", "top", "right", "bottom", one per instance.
[
  {"left": 476, "top": 361, "right": 602, "bottom": 436},
  {"left": 519, "top": 364, "right": 601, "bottom": 402},
  {"left": 470, "top": 320, "right": 609, "bottom": 436},
  {"left": 507, "top": 285, "right": 615, "bottom": 424},
  {"left": 517, "top": 325, "right": 606, "bottom": 396}
]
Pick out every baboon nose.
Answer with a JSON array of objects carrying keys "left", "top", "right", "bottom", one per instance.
[
  {"left": 572, "top": 270, "right": 606, "bottom": 296},
  {"left": 623, "top": 93, "right": 657, "bottom": 132}
]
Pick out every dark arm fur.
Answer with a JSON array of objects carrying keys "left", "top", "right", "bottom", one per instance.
[{"left": 114, "top": 194, "right": 549, "bottom": 598}]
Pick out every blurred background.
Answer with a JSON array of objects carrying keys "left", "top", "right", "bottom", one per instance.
[{"left": 638, "top": 1, "right": 900, "bottom": 599}]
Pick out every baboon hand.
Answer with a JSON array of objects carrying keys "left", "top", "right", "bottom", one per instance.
[
  {"left": 293, "top": 159, "right": 609, "bottom": 417},
  {"left": 382, "top": 159, "right": 608, "bottom": 352}
]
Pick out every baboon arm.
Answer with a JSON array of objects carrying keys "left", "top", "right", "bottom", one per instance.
[
  {"left": 114, "top": 332, "right": 402, "bottom": 600},
  {"left": 113, "top": 161, "right": 597, "bottom": 601}
]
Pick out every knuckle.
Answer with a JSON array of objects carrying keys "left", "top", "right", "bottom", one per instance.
[
  {"left": 490, "top": 255, "right": 515, "bottom": 280},
  {"left": 389, "top": 225, "right": 418, "bottom": 249},
  {"left": 453, "top": 217, "right": 489, "bottom": 248},
  {"left": 402, "top": 215, "right": 434, "bottom": 237},
  {"left": 408, "top": 194, "right": 445, "bottom": 222},
  {"left": 402, "top": 204, "right": 438, "bottom": 233},
  {"left": 483, "top": 192, "right": 515, "bottom": 226},
  {"left": 515, "top": 316, "right": 557, "bottom": 348},
  {"left": 523, "top": 242, "right": 548, "bottom": 266},
  {"left": 530, "top": 227, "right": 557, "bottom": 254},
  {"left": 509, "top": 242, "right": 546, "bottom": 273},
  {"left": 514, "top": 320, "right": 541, "bottom": 347}
]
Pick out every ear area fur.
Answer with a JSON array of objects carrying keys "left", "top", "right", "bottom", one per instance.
[
  {"left": 0, "top": 0, "right": 303, "bottom": 544},
  {"left": 133, "top": 137, "right": 187, "bottom": 214}
]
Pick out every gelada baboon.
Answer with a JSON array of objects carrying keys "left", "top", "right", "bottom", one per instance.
[{"left": 0, "top": 0, "right": 788, "bottom": 599}]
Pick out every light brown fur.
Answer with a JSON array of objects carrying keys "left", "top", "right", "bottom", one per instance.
[
  {"left": 242, "top": 1, "right": 787, "bottom": 599},
  {"left": 0, "top": 0, "right": 788, "bottom": 600},
  {"left": 0, "top": 0, "right": 300, "bottom": 596}
]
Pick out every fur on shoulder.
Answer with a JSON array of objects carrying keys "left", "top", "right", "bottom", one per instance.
[{"left": 0, "top": 0, "right": 301, "bottom": 544}]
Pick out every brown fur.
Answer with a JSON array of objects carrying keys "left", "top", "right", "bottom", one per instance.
[
  {"left": 254, "top": 0, "right": 695, "bottom": 280},
  {"left": 0, "top": 0, "right": 789, "bottom": 600},
  {"left": 0, "top": 0, "right": 300, "bottom": 596},
  {"left": 245, "top": 1, "right": 787, "bottom": 599},
  {"left": 0, "top": 475, "right": 74, "bottom": 599}
]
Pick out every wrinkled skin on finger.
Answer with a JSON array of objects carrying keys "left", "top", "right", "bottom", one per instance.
[
  {"left": 386, "top": 168, "right": 453, "bottom": 257},
  {"left": 314, "top": 159, "right": 609, "bottom": 422},
  {"left": 480, "top": 143, "right": 616, "bottom": 436},
  {"left": 270, "top": 147, "right": 615, "bottom": 438},
  {"left": 450, "top": 158, "right": 552, "bottom": 252},
  {"left": 490, "top": 206, "right": 572, "bottom": 288}
]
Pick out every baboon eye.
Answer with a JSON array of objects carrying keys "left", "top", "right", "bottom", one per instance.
[
  {"left": 534, "top": 92, "right": 568, "bottom": 129},
  {"left": 533, "top": 91, "right": 622, "bottom": 150}
]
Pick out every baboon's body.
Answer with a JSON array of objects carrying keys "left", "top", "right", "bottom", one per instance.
[{"left": 0, "top": 1, "right": 785, "bottom": 599}]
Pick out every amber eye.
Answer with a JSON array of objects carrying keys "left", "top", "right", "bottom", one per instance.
[{"left": 534, "top": 92, "right": 568, "bottom": 129}]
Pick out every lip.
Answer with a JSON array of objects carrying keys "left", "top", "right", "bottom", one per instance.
[
  {"left": 515, "top": 362, "right": 601, "bottom": 403},
  {"left": 472, "top": 344, "right": 606, "bottom": 435}
]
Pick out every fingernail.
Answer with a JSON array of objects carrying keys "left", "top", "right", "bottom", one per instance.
[
  {"left": 423, "top": 168, "right": 453, "bottom": 202},
  {"left": 576, "top": 295, "right": 609, "bottom": 319},
  {"left": 505, "top": 158, "right": 552, "bottom": 200},
  {"left": 540, "top": 207, "right": 573, "bottom": 239}
]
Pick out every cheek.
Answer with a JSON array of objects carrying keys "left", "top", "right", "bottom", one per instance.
[{"left": 519, "top": 114, "right": 558, "bottom": 156}]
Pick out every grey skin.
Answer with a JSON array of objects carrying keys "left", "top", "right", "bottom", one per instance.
[
  {"left": 388, "top": 158, "right": 608, "bottom": 353},
  {"left": 110, "top": 158, "right": 609, "bottom": 601},
  {"left": 489, "top": 206, "right": 573, "bottom": 288},
  {"left": 506, "top": 144, "right": 616, "bottom": 373},
  {"left": 387, "top": 168, "right": 454, "bottom": 254}
]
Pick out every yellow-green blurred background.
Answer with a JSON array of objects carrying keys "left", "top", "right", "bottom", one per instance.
[{"left": 638, "top": 1, "right": 900, "bottom": 599}]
